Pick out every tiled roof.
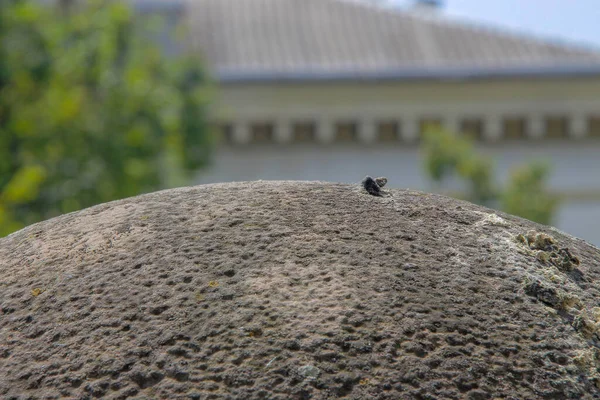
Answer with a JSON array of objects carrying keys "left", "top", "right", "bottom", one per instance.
[{"left": 185, "top": 0, "right": 600, "bottom": 82}]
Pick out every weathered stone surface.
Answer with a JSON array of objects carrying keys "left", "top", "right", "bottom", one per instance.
[{"left": 1, "top": 181, "right": 600, "bottom": 399}]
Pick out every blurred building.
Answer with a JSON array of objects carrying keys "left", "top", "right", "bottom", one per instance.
[{"left": 137, "top": 0, "right": 600, "bottom": 245}]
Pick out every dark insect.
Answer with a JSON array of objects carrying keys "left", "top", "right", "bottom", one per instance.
[{"left": 362, "top": 176, "right": 386, "bottom": 196}]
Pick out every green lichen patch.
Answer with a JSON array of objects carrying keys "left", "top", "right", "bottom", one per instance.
[
  {"left": 516, "top": 231, "right": 580, "bottom": 272},
  {"left": 526, "top": 231, "right": 555, "bottom": 251},
  {"left": 572, "top": 312, "right": 600, "bottom": 340},
  {"left": 523, "top": 278, "right": 581, "bottom": 311},
  {"left": 574, "top": 348, "right": 600, "bottom": 388},
  {"left": 553, "top": 248, "right": 581, "bottom": 272},
  {"left": 523, "top": 278, "right": 561, "bottom": 308},
  {"left": 523, "top": 276, "right": 600, "bottom": 343}
]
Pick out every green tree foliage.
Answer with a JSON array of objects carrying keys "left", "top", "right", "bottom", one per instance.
[
  {"left": 421, "top": 126, "right": 559, "bottom": 225},
  {"left": 501, "top": 162, "right": 558, "bottom": 225},
  {"left": 0, "top": 0, "right": 213, "bottom": 236},
  {"left": 422, "top": 127, "right": 495, "bottom": 205}
]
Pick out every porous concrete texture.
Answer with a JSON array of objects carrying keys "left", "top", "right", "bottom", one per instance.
[{"left": 1, "top": 181, "right": 600, "bottom": 399}]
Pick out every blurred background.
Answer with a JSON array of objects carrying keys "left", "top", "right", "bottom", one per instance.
[{"left": 1, "top": 0, "right": 599, "bottom": 247}]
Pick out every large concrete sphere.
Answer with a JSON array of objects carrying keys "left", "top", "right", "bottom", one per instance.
[{"left": 1, "top": 181, "right": 600, "bottom": 399}]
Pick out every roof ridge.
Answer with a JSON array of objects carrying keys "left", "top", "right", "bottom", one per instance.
[
  {"left": 403, "top": 7, "right": 600, "bottom": 57},
  {"left": 333, "top": 0, "right": 600, "bottom": 56}
]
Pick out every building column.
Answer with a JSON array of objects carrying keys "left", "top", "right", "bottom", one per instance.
[
  {"left": 483, "top": 116, "right": 503, "bottom": 142},
  {"left": 358, "top": 120, "right": 378, "bottom": 144},
  {"left": 274, "top": 120, "right": 293, "bottom": 144},
  {"left": 401, "top": 118, "right": 419, "bottom": 142},
  {"left": 231, "top": 122, "right": 251, "bottom": 144},
  {"left": 444, "top": 116, "right": 461, "bottom": 134},
  {"left": 569, "top": 114, "right": 588, "bottom": 139},
  {"left": 526, "top": 116, "right": 545, "bottom": 139},
  {"left": 316, "top": 119, "right": 335, "bottom": 144}
]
